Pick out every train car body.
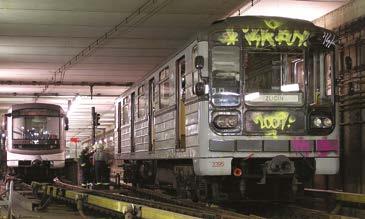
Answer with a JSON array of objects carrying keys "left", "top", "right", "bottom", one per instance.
[
  {"left": 5, "top": 103, "right": 67, "bottom": 169},
  {"left": 114, "top": 16, "right": 339, "bottom": 200}
]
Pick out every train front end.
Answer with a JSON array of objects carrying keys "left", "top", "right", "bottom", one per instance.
[
  {"left": 194, "top": 16, "right": 338, "bottom": 198},
  {"left": 5, "top": 103, "right": 67, "bottom": 169}
]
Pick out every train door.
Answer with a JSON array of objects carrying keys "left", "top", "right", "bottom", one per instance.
[
  {"left": 176, "top": 56, "right": 186, "bottom": 150},
  {"left": 131, "top": 92, "right": 135, "bottom": 153},
  {"left": 117, "top": 102, "right": 121, "bottom": 154},
  {"left": 148, "top": 78, "right": 155, "bottom": 152}
]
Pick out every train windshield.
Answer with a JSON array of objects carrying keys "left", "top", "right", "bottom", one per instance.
[
  {"left": 244, "top": 51, "right": 304, "bottom": 105},
  {"left": 12, "top": 116, "right": 60, "bottom": 140}
]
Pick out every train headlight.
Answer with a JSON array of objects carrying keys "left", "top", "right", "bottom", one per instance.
[
  {"left": 322, "top": 118, "right": 333, "bottom": 128},
  {"left": 312, "top": 117, "right": 322, "bottom": 128},
  {"left": 213, "top": 115, "right": 239, "bottom": 129}
]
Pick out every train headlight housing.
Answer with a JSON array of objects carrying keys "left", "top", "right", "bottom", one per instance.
[
  {"left": 311, "top": 116, "right": 333, "bottom": 129},
  {"left": 213, "top": 114, "right": 239, "bottom": 129}
]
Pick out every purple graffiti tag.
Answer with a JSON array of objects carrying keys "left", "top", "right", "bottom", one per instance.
[
  {"left": 291, "top": 140, "right": 312, "bottom": 157},
  {"left": 291, "top": 140, "right": 312, "bottom": 151},
  {"left": 316, "top": 139, "right": 339, "bottom": 157}
]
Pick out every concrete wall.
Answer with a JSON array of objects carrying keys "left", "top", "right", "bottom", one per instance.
[
  {"left": 313, "top": 0, "right": 365, "bottom": 193},
  {"left": 314, "top": 0, "right": 365, "bottom": 29}
]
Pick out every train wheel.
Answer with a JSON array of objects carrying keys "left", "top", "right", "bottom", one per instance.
[{"left": 239, "top": 178, "right": 246, "bottom": 198}]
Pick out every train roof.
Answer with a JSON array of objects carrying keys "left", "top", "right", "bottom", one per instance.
[
  {"left": 209, "top": 16, "right": 334, "bottom": 34},
  {"left": 10, "top": 103, "right": 64, "bottom": 113},
  {"left": 116, "top": 16, "right": 336, "bottom": 101}
]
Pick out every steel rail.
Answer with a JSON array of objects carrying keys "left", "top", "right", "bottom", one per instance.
[
  {"left": 6, "top": 179, "right": 360, "bottom": 219},
  {"left": 305, "top": 188, "right": 365, "bottom": 205},
  {"left": 33, "top": 179, "right": 254, "bottom": 219}
]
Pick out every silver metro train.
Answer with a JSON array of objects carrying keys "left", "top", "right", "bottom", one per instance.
[
  {"left": 4, "top": 103, "right": 68, "bottom": 172},
  {"left": 114, "top": 16, "right": 339, "bottom": 201}
]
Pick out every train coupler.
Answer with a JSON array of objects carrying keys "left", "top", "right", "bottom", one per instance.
[{"left": 258, "top": 155, "right": 296, "bottom": 184}]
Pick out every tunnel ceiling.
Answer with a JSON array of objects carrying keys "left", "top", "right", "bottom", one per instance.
[{"left": 0, "top": 0, "right": 245, "bottom": 143}]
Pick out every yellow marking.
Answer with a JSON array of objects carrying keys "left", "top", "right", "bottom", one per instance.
[
  {"left": 38, "top": 185, "right": 201, "bottom": 219},
  {"left": 253, "top": 111, "right": 296, "bottom": 131},
  {"left": 219, "top": 29, "right": 239, "bottom": 45},
  {"left": 242, "top": 28, "right": 310, "bottom": 47},
  {"left": 264, "top": 20, "right": 282, "bottom": 30}
]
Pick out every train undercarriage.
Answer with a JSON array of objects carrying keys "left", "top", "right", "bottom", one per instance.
[
  {"left": 7, "top": 166, "right": 62, "bottom": 183},
  {"left": 122, "top": 156, "right": 315, "bottom": 202}
]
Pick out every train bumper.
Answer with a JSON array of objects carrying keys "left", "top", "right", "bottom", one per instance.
[
  {"left": 315, "top": 157, "right": 339, "bottom": 174},
  {"left": 7, "top": 151, "right": 65, "bottom": 168}
]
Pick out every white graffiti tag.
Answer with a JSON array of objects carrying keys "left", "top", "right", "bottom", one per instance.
[{"left": 322, "top": 32, "right": 336, "bottom": 48}]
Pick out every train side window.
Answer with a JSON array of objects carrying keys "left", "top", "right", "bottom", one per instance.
[
  {"left": 130, "top": 92, "right": 136, "bottom": 153},
  {"left": 117, "top": 101, "right": 121, "bottom": 154},
  {"left": 122, "top": 96, "right": 129, "bottom": 125},
  {"left": 159, "top": 67, "right": 171, "bottom": 109},
  {"left": 191, "top": 46, "right": 199, "bottom": 92},
  {"left": 137, "top": 85, "right": 146, "bottom": 118},
  {"left": 178, "top": 58, "right": 186, "bottom": 101},
  {"left": 324, "top": 52, "right": 333, "bottom": 96}
]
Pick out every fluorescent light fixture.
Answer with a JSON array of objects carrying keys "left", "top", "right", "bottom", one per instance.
[
  {"left": 67, "top": 95, "right": 82, "bottom": 116},
  {"left": 245, "top": 92, "right": 260, "bottom": 101},
  {"left": 232, "top": 0, "right": 349, "bottom": 21},
  {"left": 281, "top": 84, "right": 299, "bottom": 92}
]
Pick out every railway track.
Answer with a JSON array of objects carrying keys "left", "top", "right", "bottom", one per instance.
[
  {"left": 3, "top": 177, "right": 363, "bottom": 219},
  {"left": 49, "top": 179, "right": 362, "bottom": 218},
  {"left": 32, "top": 178, "right": 257, "bottom": 219}
]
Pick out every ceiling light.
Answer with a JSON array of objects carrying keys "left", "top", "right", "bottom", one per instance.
[{"left": 232, "top": 0, "right": 349, "bottom": 21}]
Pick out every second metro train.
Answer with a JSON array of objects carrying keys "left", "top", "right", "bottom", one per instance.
[{"left": 3, "top": 103, "right": 68, "bottom": 178}]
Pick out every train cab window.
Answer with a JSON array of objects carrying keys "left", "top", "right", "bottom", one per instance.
[
  {"left": 159, "top": 67, "right": 171, "bottom": 109},
  {"left": 311, "top": 51, "right": 334, "bottom": 104},
  {"left": 12, "top": 116, "right": 60, "bottom": 140},
  {"left": 244, "top": 52, "right": 304, "bottom": 93},
  {"left": 122, "top": 97, "right": 129, "bottom": 125},
  {"left": 211, "top": 46, "right": 240, "bottom": 107},
  {"left": 137, "top": 85, "right": 146, "bottom": 118}
]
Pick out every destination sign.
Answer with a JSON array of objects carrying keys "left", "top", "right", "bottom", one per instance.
[{"left": 245, "top": 93, "right": 302, "bottom": 105}]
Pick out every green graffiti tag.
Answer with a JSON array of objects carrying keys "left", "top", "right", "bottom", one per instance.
[
  {"left": 264, "top": 20, "right": 282, "bottom": 30},
  {"left": 218, "top": 29, "right": 238, "bottom": 45},
  {"left": 264, "top": 130, "right": 279, "bottom": 139},
  {"left": 218, "top": 20, "right": 310, "bottom": 47},
  {"left": 243, "top": 28, "right": 310, "bottom": 47},
  {"left": 253, "top": 111, "right": 296, "bottom": 131}
]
